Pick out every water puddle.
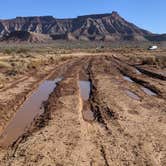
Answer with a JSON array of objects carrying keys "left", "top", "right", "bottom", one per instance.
[
  {"left": 79, "top": 80, "right": 91, "bottom": 101},
  {"left": 141, "top": 87, "right": 157, "bottom": 96},
  {"left": 79, "top": 80, "right": 94, "bottom": 121},
  {"left": 159, "top": 71, "right": 166, "bottom": 77},
  {"left": 135, "top": 69, "right": 142, "bottom": 75},
  {"left": 123, "top": 76, "right": 134, "bottom": 83},
  {"left": 125, "top": 90, "right": 140, "bottom": 100},
  {"left": 0, "top": 77, "right": 62, "bottom": 147}
]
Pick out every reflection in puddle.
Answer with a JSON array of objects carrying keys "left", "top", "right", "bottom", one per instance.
[
  {"left": 125, "top": 90, "right": 140, "bottom": 100},
  {"left": 79, "top": 80, "right": 91, "bottom": 101},
  {"left": 0, "top": 78, "right": 62, "bottom": 147},
  {"left": 141, "top": 87, "right": 157, "bottom": 96},
  {"left": 123, "top": 76, "right": 134, "bottom": 83}
]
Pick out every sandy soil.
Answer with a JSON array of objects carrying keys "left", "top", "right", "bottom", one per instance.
[{"left": 0, "top": 51, "right": 165, "bottom": 166}]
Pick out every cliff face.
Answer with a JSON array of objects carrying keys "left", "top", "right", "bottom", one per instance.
[{"left": 0, "top": 12, "right": 164, "bottom": 41}]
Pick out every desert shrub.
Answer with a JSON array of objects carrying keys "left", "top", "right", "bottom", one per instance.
[
  {"left": 3, "top": 48, "right": 15, "bottom": 54},
  {"left": 27, "top": 58, "right": 44, "bottom": 69},
  {"left": 59, "top": 55, "right": 73, "bottom": 62},
  {"left": 16, "top": 48, "right": 29, "bottom": 54},
  {"left": 141, "top": 56, "right": 156, "bottom": 65},
  {"left": 0, "top": 61, "right": 11, "bottom": 69},
  {"left": 135, "top": 55, "right": 166, "bottom": 68},
  {"left": 6, "top": 70, "right": 18, "bottom": 76},
  {"left": 2, "top": 46, "right": 29, "bottom": 55},
  {"left": 0, "top": 74, "right": 5, "bottom": 89},
  {"left": 155, "top": 55, "right": 166, "bottom": 68}
]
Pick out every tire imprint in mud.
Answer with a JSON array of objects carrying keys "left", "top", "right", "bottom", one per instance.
[
  {"left": 0, "top": 57, "right": 88, "bottom": 148},
  {"left": 0, "top": 57, "right": 79, "bottom": 134},
  {"left": 112, "top": 57, "right": 166, "bottom": 99},
  {"left": 0, "top": 57, "right": 110, "bottom": 164},
  {"left": 0, "top": 59, "right": 89, "bottom": 164},
  {"left": 0, "top": 55, "right": 166, "bottom": 166},
  {"left": 135, "top": 67, "right": 166, "bottom": 81}
]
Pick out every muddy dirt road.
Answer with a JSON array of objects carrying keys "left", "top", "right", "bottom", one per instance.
[{"left": 0, "top": 54, "right": 166, "bottom": 166}]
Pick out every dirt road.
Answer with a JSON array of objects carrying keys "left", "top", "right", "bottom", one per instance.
[{"left": 0, "top": 54, "right": 166, "bottom": 166}]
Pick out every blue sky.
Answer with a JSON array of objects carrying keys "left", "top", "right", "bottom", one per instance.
[{"left": 1, "top": 0, "right": 165, "bottom": 33}]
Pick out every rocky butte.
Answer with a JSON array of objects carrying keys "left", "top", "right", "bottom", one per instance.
[{"left": 0, "top": 11, "right": 165, "bottom": 42}]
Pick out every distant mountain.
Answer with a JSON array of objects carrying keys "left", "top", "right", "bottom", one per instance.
[
  {"left": 145, "top": 34, "right": 166, "bottom": 42},
  {"left": 0, "top": 11, "right": 165, "bottom": 42}
]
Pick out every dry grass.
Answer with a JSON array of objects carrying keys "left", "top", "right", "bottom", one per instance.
[
  {"left": 0, "top": 61, "right": 12, "bottom": 69},
  {"left": 129, "top": 53, "right": 166, "bottom": 68},
  {"left": 139, "top": 55, "right": 166, "bottom": 68},
  {"left": 0, "top": 43, "right": 165, "bottom": 89},
  {"left": 0, "top": 73, "right": 5, "bottom": 89},
  {"left": 155, "top": 55, "right": 166, "bottom": 67}
]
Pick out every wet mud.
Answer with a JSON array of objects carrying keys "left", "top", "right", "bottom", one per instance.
[
  {"left": 0, "top": 78, "right": 62, "bottom": 147},
  {"left": 0, "top": 54, "right": 165, "bottom": 166}
]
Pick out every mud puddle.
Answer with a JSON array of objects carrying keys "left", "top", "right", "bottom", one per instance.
[
  {"left": 135, "top": 68, "right": 142, "bottom": 75},
  {"left": 0, "top": 77, "right": 62, "bottom": 147},
  {"left": 159, "top": 71, "right": 166, "bottom": 76},
  {"left": 123, "top": 76, "right": 134, "bottom": 83},
  {"left": 135, "top": 67, "right": 166, "bottom": 80},
  {"left": 141, "top": 87, "right": 157, "bottom": 96},
  {"left": 79, "top": 80, "right": 91, "bottom": 101},
  {"left": 125, "top": 90, "right": 140, "bottom": 100},
  {"left": 79, "top": 80, "right": 94, "bottom": 122}
]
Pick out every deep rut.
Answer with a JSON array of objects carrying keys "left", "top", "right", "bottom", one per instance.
[{"left": 0, "top": 55, "right": 166, "bottom": 166}]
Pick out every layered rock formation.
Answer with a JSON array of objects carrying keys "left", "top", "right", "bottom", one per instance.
[{"left": 0, "top": 11, "right": 164, "bottom": 42}]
